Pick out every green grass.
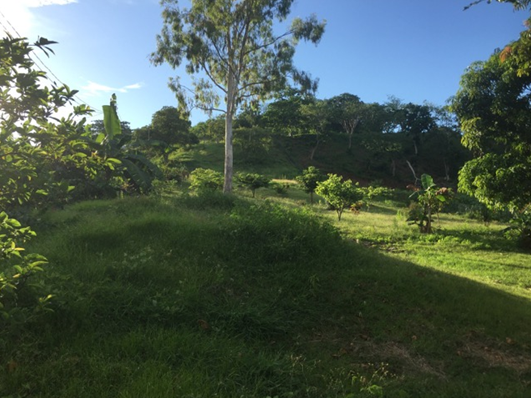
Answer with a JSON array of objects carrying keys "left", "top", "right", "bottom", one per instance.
[{"left": 1, "top": 189, "right": 531, "bottom": 397}]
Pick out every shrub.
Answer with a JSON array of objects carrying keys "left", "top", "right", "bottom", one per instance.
[
  {"left": 270, "top": 182, "right": 290, "bottom": 196},
  {"left": 189, "top": 168, "right": 223, "bottom": 193},
  {"left": 296, "top": 166, "right": 326, "bottom": 204},
  {"left": 360, "top": 185, "right": 393, "bottom": 211},
  {"left": 407, "top": 174, "right": 453, "bottom": 233},
  {"left": 316, "top": 174, "right": 363, "bottom": 221},
  {"left": 0, "top": 212, "right": 50, "bottom": 321},
  {"left": 236, "top": 172, "right": 270, "bottom": 198}
]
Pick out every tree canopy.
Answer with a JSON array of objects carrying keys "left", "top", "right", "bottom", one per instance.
[{"left": 451, "top": 30, "right": 531, "bottom": 212}]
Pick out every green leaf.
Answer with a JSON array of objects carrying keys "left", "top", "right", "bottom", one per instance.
[
  {"left": 102, "top": 101, "right": 122, "bottom": 140},
  {"left": 421, "top": 174, "right": 435, "bottom": 190}
]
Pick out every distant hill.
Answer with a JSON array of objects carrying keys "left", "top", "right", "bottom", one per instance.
[{"left": 172, "top": 132, "right": 469, "bottom": 188}]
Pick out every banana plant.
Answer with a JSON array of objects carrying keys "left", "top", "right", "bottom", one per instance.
[
  {"left": 96, "top": 94, "right": 163, "bottom": 193},
  {"left": 407, "top": 174, "right": 453, "bottom": 233}
]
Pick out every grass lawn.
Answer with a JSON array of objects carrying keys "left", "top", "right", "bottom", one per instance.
[{"left": 1, "top": 185, "right": 531, "bottom": 397}]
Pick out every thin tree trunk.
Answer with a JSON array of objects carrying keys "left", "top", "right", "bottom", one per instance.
[
  {"left": 406, "top": 160, "right": 419, "bottom": 186},
  {"left": 444, "top": 159, "right": 450, "bottom": 181},
  {"left": 224, "top": 111, "right": 234, "bottom": 194},
  {"left": 310, "top": 134, "right": 320, "bottom": 160},
  {"left": 345, "top": 118, "right": 360, "bottom": 150},
  {"left": 224, "top": 66, "right": 236, "bottom": 194}
]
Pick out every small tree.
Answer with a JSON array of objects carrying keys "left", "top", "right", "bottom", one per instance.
[
  {"left": 189, "top": 168, "right": 224, "bottom": 193},
  {"left": 316, "top": 174, "right": 363, "bottom": 221},
  {"left": 407, "top": 174, "right": 453, "bottom": 233},
  {"left": 236, "top": 173, "right": 270, "bottom": 198},
  {"left": 296, "top": 166, "right": 326, "bottom": 204}
]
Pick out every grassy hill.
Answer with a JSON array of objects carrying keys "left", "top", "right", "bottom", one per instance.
[{"left": 2, "top": 187, "right": 531, "bottom": 397}]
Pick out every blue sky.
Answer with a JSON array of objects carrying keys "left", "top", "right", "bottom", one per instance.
[{"left": 0, "top": 0, "right": 528, "bottom": 128}]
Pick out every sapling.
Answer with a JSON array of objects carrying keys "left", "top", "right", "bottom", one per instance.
[{"left": 316, "top": 174, "right": 363, "bottom": 221}]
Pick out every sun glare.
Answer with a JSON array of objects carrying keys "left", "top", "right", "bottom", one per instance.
[{"left": 1, "top": 2, "right": 34, "bottom": 37}]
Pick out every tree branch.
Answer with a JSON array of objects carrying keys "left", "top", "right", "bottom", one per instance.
[{"left": 198, "top": 59, "right": 228, "bottom": 94}]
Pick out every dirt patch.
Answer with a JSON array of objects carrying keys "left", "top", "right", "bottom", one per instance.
[
  {"left": 458, "top": 340, "right": 531, "bottom": 374},
  {"left": 310, "top": 331, "right": 446, "bottom": 379},
  {"left": 352, "top": 341, "right": 447, "bottom": 379}
]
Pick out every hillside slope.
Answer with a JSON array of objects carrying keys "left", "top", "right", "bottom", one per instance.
[{"left": 2, "top": 194, "right": 530, "bottom": 397}]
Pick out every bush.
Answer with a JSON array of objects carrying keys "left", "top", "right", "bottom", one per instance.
[
  {"left": 0, "top": 212, "right": 50, "bottom": 321},
  {"left": 316, "top": 174, "right": 363, "bottom": 221},
  {"left": 407, "top": 174, "right": 453, "bottom": 233},
  {"left": 296, "top": 166, "right": 326, "bottom": 204},
  {"left": 189, "top": 168, "right": 223, "bottom": 193},
  {"left": 236, "top": 172, "right": 270, "bottom": 198},
  {"left": 270, "top": 182, "right": 290, "bottom": 196}
]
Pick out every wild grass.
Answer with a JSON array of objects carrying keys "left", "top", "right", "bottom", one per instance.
[{"left": 1, "top": 188, "right": 531, "bottom": 397}]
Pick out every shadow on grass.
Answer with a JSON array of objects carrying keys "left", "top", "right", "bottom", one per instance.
[
  {"left": 4, "top": 196, "right": 531, "bottom": 398},
  {"left": 430, "top": 226, "right": 522, "bottom": 253}
]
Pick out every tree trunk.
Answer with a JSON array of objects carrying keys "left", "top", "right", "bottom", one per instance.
[
  {"left": 406, "top": 160, "right": 419, "bottom": 186},
  {"left": 224, "top": 70, "right": 236, "bottom": 194},
  {"left": 444, "top": 159, "right": 450, "bottom": 181},
  {"left": 223, "top": 111, "right": 234, "bottom": 194},
  {"left": 310, "top": 134, "right": 320, "bottom": 160},
  {"left": 345, "top": 118, "right": 360, "bottom": 150}
]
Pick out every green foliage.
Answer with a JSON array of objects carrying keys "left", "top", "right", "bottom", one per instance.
[
  {"left": 407, "top": 174, "right": 453, "bottom": 233},
  {"left": 189, "top": 168, "right": 224, "bottom": 193},
  {"left": 315, "top": 174, "right": 363, "bottom": 221},
  {"left": 360, "top": 185, "right": 392, "bottom": 211},
  {"left": 0, "top": 212, "right": 50, "bottom": 321},
  {"left": 96, "top": 95, "right": 164, "bottom": 194},
  {"left": 157, "top": 160, "right": 188, "bottom": 183},
  {"left": 270, "top": 181, "right": 290, "bottom": 196},
  {"left": 296, "top": 166, "right": 326, "bottom": 204},
  {"left": 234, "top": 128, "right": 272, "bottom": 165},
  {"left": 133, "top": 106, "right": 196, "bottom": 159},
  {"left": 452, "top": 37, "right": 531, "bottom": 213},
  {"left": 236, "top": 172, "right": 271, "bottom": 198},
  {"left": 0, "top": 34, "right": 112, "bottom": 213},
  {"left": 505, "top": 206, "right": 531, "bottom": 249}
]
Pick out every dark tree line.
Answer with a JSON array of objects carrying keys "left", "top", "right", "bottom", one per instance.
[{"left": 189, "top": 92, "right": 470, "bottom": 183}]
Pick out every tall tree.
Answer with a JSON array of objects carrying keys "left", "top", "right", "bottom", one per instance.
[
  {"left": 301, "top": 98, "right": 331, "bottom": 160},
  {"left": 326, "top": 93, "right": 365, "bottom": 149},
  {"left": 261, "top": 93, "right": 310, "bottom": 136},
  {"left": 151, "top": 0, "right": 326, "bottom": 193}
]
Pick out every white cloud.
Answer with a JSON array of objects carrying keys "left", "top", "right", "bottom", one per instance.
[
  {"left": 25, "top": 0, "right": 78, "bottom": 7},
  {"left": 124, "top": 83, "right": 142, "bottom": 90},
  {"left": 82, "top": 81, "right": 143, "bottom": 96}
]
